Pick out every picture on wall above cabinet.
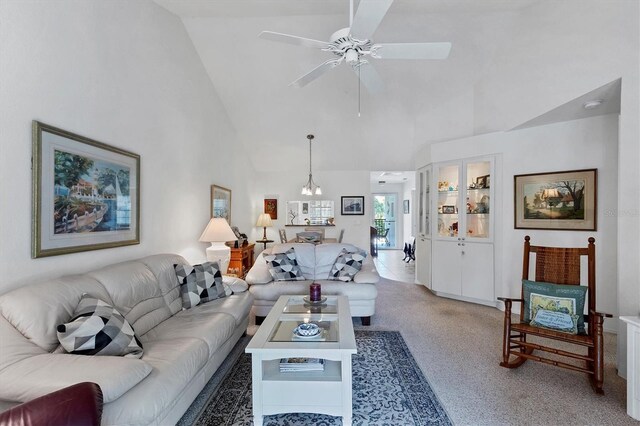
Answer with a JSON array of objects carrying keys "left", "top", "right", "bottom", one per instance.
[
  {"left": 32, "top": 121, "right": 140, "bottom": 258},
  {"left": 341, "top": 196, "right": 365, "bottom": 215},
  {"left": 514, "top": 168, "right": 597, "bottom": 231},
  {"left": 403, "top": 199, "right": 410, "bottom": 214},
  {"left": 211, "top": 185, "right": 232, "bottom": 223},
  {"left": 264, "top": 198, "right": 277, "bottom": 220}
]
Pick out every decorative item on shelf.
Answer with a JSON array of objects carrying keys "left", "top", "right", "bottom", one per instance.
[
  {"left": 475, "top": 195, "right": 490, "bottom": 214},
  {"left": 468, "top": 182, "right": 477, "bottom": 189},
  {"left": 449, "top": 221, "right": 458, "bottom": 237},
  {"left": 476, "top": 175, "right": 490, "bottom": 189},
  {"left": 199, "top": 217, "right": 238, "bottom": 274},
  {"left": 442, "top": 205, "right": 456, "bottom": 214},
  {"left": 309, "top": 282, "right": 321, "bottom": 302},
  {"left": 230, "top": 226, "right": 247, "bottom": 247},
  {"left": 327, "top": 217, "right": 335, "bottom": 225},
  {"left": 304, "top": 218, "right": 311, "bottom": 225},
  {"left": 438, "top": 181, "right": 449, "bottom": 191},
  {"left": 301, "top": 134, "right": 322, "bottom": 196}
]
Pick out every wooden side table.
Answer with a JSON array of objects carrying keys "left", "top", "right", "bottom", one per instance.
[
  {"left": 229, "top": 243, "right": 255, "bottom": 279},
  {"left": 256, "top": 238, "right": 274, "bottom": 250}
]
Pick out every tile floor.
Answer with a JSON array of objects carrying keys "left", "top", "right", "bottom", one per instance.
[{"left": 373, "top": 249, "right": 416, "bottom": 283}]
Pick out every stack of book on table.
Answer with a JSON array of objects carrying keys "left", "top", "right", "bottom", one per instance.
[{"left": 279, "top": 357, "right": 325, "bottom": 372}]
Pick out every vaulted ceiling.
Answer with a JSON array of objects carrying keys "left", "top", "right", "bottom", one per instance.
[{"left": 153, "top": 0, "right": 551, "bottom": 173}]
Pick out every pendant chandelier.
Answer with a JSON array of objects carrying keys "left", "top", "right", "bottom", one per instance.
[{"left": 301, "top": 134, "right": 322, "bottom": 196}]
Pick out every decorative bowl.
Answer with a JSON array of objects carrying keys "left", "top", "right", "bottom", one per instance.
[{"left": 293, "top": 323, "right": 320, "bottom": 337}]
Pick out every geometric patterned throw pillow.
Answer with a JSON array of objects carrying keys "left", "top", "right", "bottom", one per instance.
[
  {"left": 263, "top": 248, "right": 306, "bottom": 281},
  {"left": 174, "top": 262, "right": 226, "bottom": 309},
  {"left": 329, "top": 248, "right": 367, "bottom": 282},
  {"left": 56, "top": 295, "right": 143, "bottom": 358}
]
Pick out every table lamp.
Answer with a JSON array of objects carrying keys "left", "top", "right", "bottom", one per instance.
[
  {"left": 256, "top": 213, "right": 273, "bottom": 240},
  {"left": 198, "top": 218, "right": 238, "bottom": 274}
]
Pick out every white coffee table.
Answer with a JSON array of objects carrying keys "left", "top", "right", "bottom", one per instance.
[{"left": 245, "top": 295, "right": 357, "bottom": 426}]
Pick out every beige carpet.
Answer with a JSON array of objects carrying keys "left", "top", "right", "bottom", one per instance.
[{"left": 352, "top": 277, "right": 633, "bottom": 425}]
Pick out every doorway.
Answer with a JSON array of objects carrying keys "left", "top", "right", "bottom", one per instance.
[{"left": 372, "top": 193, "right": 398, "bottom": 249}]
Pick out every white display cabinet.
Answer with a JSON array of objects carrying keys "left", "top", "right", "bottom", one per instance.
[{"left": 431, "top": 156, "right": 496, "bottom": 306}]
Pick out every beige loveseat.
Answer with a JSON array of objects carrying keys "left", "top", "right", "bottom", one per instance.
[
  {"left": 245, "top": 243, "right": 379, "bottom": 325},
  {"left": 0, "top": 254, "right": 252, "bottom": 425}
]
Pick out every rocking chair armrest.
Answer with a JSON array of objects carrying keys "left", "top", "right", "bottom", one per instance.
[
  {"left": 497, "top": 297, "right": 524, "bottom": 303},
  {"left": 589, "top": 309, "right": 613, "bottom": 318}
]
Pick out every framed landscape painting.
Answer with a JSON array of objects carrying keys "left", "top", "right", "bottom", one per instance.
[
  {"left": 341, "top": 196, "right": 365, "bottom": 215},
  {"left": 514, "top": 168, "right": 597, "bottom": 231},
  {"left": 32, "top": 121, "right": 140, "bottom": 258},
  {"left": 211, "top": 184, "right": 232, "bottom": 223}
]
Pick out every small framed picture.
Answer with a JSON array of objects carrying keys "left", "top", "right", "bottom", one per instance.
[
  {"left": 476, "top": 175, "right": 490, "bottom": 189},
  {"left": 264, "top": 198, "right": 277, "bottom": 219},
  {"left": 403, "top": 199, "right": 410, "bottom": 214},
  {"left": 442, "top": 205, "right": 456, "bottom": 214},
  {"left": 341, "top": 196, "right": 365, "bottom": 215}
]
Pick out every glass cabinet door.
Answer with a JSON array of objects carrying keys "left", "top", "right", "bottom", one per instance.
[
  {"left": 417, "top": 169, "right": 425, "bottom": 236},
  {"left": 436, "top": 163, "right": 461, "bottom": 238},
  {"left": 465, "top": 160, "right": 491, "bottom": 240},
  {"left": 424, "top": 167, "right": 431, "bottom": 237}
]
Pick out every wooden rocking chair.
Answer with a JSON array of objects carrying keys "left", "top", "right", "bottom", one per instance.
[{"left": 498, "top": 236, "right": 612, "bottom": 394}]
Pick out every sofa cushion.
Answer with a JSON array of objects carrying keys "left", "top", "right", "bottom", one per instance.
[
  {"left": 100, "top": 337, "right": 208, "bottom": 426},
  {"left": 57, "top": 296, "right": 143, "bottom": 358},
  {"left": 189, "top": 292, "right": 253, "bottom": 326},
  {"left": 329, "top": 249, "right": 366, "bottom": 282},
  {"left": 0, "top": 275, "right": 113, "bottom": 352},
  {"left": 174, "top": 262, "right": 226, "bottom": 309},
  {"left": 88, "top": 260, "right": 173, "bottom": 337},
  {"left": 268, "top": 244, "right": 316, "bottom": 278},
  {"left": 0, "top": 353, "right": 151, "bottom": 404},
  {"left": 140, "top": 310, "right": 237, "bottom": 355},
  {"left": 314, "top": 243, "right": 360, "bottom": 279},
  {"left": 264, "top": 248, "right": 306, "bottom": 281},
  {"left": 140, "top": 254, "right": 189, "bottom": 316}
]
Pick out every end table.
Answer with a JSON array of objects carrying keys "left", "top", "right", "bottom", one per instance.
[{"left": 256, "top": 238, "right": 274, "bottom": 250}]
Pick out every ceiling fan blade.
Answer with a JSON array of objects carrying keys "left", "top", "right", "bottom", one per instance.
[
  {"left": 352, "top": 62, "right": 384, "bottom": 94},
  {"left": 259, "top": 31, "right": 330, "bottom": 49},
  {"left": 350, "top": 0, "right": 394, "bottom": 40},
  {"left": 372, "top": 42, "right": 452, "bottom": 60},
  {"left": 290, "top": 59, "right": 342, "bottom": 88}
]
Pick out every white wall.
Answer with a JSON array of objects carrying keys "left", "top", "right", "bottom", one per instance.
[
  {"left": 254, "top": 170, "right": 372, "bottom": 253},
  {"left": 0, "top": 0, "right": 256, "bottom": 294},
  {"left": 419, "top": 114, "right": 619, "bottom": 333}
]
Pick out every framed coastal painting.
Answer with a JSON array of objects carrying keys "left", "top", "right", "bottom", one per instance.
[
  {"left": 341, "top": 196, "right": 365, "bottom": 215},
  {"left": 32, "top": 121, "right": 140, "bottom": 258},
  {"left": 514, "top": 168, "right": 597, "bottom": 231},
  {"left": 211, "top": 184, "right": 232, "bottom": 223}
]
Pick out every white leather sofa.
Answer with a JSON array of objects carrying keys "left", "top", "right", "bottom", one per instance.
[
  {"left": 245, "top": 243, "right": 379, "bottom": 325},
  {"left": 0, "top": 254, "right": 252, "bottom": 425}
]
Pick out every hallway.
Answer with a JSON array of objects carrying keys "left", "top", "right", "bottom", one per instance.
[{"left": 373, "top": 249, "right": 415, "bottom": 283}]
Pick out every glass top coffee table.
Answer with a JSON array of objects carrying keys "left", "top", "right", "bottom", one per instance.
[{"left": 245, "top": 295, "right": 357, "bottom": 426}]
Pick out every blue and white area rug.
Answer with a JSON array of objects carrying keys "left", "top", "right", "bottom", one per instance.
[{"left": 179, "top": 330, "right": 451, "bottom": 425}]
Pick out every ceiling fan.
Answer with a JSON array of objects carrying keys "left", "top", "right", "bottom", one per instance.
[{"left": 259, "top": 0, "right": 452, "bottom": 93}]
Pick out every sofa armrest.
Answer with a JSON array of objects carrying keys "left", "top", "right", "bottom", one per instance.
[
  {"left": 245, "top": 252, "right": 273, "bottom": 285},
  {"left": 353, "top": 256, "right": 380, "bottom": 284},
  {"left": 223, "top": 276, "right": 249, "bottom": 293},
  {"left": 0, "top": 382, "right": 103, "bottom": 426},
  {"left": 0, "top": 354, "right": 151, "bottom": 404}
]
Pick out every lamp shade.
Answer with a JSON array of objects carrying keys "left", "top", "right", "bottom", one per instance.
[
  {"left": 198, "top": 218, "right": 237, "bottom": 243},
  {"left": 256, "top": 213, "right": 273, "bottom": 228}
]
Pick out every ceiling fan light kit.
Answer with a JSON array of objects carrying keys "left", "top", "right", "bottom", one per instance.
[{"left": 259, "top": 0, "right": 452, "bottom": 94}]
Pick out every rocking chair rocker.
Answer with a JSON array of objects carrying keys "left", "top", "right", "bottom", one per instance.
[{"left": 498, "top": 236, "right": 612, "bottom": 394}]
